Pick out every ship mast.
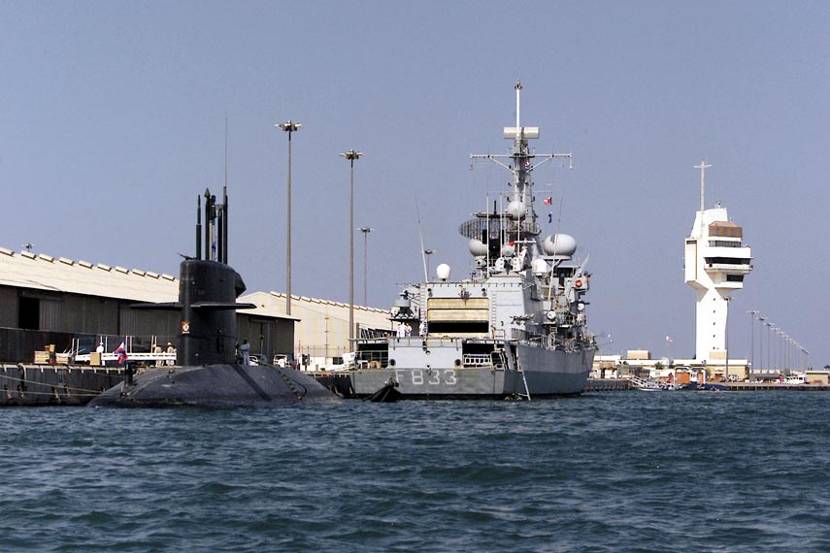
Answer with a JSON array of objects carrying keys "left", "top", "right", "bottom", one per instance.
[{"left": 471, "top": 82, "right": 573, "bottom": 253}]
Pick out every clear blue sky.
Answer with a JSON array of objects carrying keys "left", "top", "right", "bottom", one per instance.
[{"left": 1, "top": 1, "right": 828, "bottom": 366}]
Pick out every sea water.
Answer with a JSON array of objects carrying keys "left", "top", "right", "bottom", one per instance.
[{"left": 1, "top": 392, "right": 828, "bottom": 552}]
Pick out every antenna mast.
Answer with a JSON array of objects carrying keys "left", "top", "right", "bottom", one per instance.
[
  {"left": 515, "top": 81, "right": 521, "bottom": 128},
  {"left": 415, "top": 198, "right": 429, "bottom": 281},
  {"left": 694, "top": 160, "right": 711, "bottom": 212},
  {"left": 469, "top": 82, "right": 573, "bottom": 256}
]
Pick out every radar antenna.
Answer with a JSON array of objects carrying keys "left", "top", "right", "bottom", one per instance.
[{"left": 470, "top": 83, "right": 573, "bottom": 224}]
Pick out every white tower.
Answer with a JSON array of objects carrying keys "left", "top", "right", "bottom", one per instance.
[{"left": 684, "top": 161, "right": 753, "bottom": 364}]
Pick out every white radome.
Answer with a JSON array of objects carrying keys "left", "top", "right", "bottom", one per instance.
[
  {"left": 506, "top": 200, "right": 527, "bottom": 219},
  {"left": 543, "top": 234, "right": 577, "bottom": 257},
  {"left": 436, "top": 263, "right": 451, "bottom": 281},
  {"left": 468, "top": 238, "right": 488, "bottom": 256},
  {"left": 531, "top": 258, "right": 548, "bottom": 276}
]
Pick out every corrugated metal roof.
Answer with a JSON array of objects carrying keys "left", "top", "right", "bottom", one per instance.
[
  {"left": 263, "top": 291, "right": 389, "bottom": 314},
  {"left": 0, "top": 247, "right": 365, "bottom": 324},
  {"left": 0, "top": 247, "right": 178, "bottom": 303},
  {"left": 239, "top": 291, "right": 390, "bottom": 330}
]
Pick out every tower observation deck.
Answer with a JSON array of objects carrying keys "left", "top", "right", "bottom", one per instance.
[{"left": 684, "top": 162, "right": 753, "bottom": 364}]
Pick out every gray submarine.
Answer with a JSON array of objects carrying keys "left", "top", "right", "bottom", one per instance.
[{"left": 90, "top": 188, "right": 336, "bottom": 408}]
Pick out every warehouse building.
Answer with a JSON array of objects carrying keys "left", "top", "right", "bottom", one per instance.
[
  {"left": 240, "top": 291, "right": 392, "bottom": 370},
  {"left": 0, "top": 247, "right": 295, "bottom": 364}
]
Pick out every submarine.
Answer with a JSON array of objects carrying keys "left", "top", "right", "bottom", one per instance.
[{"left": 90, "top": 188, "right": 336, "bottom": 408}]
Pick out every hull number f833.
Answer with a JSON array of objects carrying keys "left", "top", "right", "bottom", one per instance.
[{"left": 396, "top": 369, "right": 458, "bottom": 386}]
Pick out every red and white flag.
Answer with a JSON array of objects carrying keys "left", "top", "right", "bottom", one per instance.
[
  {"left": 543, "top": 196, "right": 553, "bottom": 205},
  {"left": 114, "top": 342, "right": 128, "bottom": 365}
]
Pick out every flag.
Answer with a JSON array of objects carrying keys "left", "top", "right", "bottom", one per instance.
[
  {"left": 543, "top": 196, "right": 553, "bottom": 205},
  {"left": 114, "top": 342, "right": 128, "bottom": 365}
]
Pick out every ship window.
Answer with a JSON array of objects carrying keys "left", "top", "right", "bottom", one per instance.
[
  {"left": 726, "top": 275, "right": 744, "bottom": 282},
  {"left": 709, "top": 240, "right": 741, "bottom": 248},
  {"left": 428, "top": 321, "right": 489, "bottom": 334}
]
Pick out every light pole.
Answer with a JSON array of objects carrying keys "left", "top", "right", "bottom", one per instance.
[
  {"left": 778, "top": 331, "right": 787, "bottom": 374},
  {"left": 276, "top": 120, "right": 302, "bottom": 316},
  {"left": 747, "top": 311, "right": 757, "bottom": 373},
  {"left": 359, "top": 227, "right": 373, "bottom": 306},
  {"left": 724, "top": 297, "right": 731, "bottom": 382},
  {"left": 758, "top": 315, "right": 769, "bottom": 369},
  {"left": 340, "top": 149, "right": 363, "bottom": 344}
]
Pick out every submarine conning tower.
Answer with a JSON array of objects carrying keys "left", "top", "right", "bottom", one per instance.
[
  {"left": 180, "top": 186, "right": 253, "bottom": 365},
  {"left": 90, "top": 185, "right": 336, "bottom": 407},
  {"left": 178, "top": 259, "right": 249, "bottom": 366},
  {"left": 136, "top": 186, "right": 254, "bottom": 365}
]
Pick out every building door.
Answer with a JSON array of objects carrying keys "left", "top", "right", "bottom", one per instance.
[{"left": 18, "top": 297, "right": 40, "bottom": 330}]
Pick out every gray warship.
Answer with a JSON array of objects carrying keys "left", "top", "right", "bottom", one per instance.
[
  {"left": 90, "top": 188, "right": 334, "bottom": 407},
  {"left": 351, "top": 83, "right": 596, "bottom": 399}
]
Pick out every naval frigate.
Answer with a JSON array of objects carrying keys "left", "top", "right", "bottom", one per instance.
[{"left": 350, "top": 83, "right": 596, "bottom": 399}]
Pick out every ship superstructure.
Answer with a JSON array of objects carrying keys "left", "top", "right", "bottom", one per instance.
[
  {"left": 350, "top": 83, "right": 596, "bottom": 399},
  {"left": 684, "top": 162, "right": 753, "bottom": 364}
]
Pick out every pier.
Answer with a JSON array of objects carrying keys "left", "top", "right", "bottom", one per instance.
[
  {"left": 726, "top": 382, "right": 830, "bottom": 391},
  {"left": 0, "top": 365, "right": 123, "bottom": 406}
]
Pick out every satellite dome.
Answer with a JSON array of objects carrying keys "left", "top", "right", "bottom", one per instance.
[
  {"left": 531, "top": 258, "right": 548, "bottom": 276},
  {"left": 542, "top": 234, "right": 577, "bottom": 257},
  {"left": 468, "top": 238, "right": 488, "bottom": 256},
  {"left": 500, "top": 244, "right": 515, "bottom": 257},
  {"left": 506, "top": 200, "right": 527, "bottom": 219},
  {"left": 436, "top": 263, "right": 451, "bottom": 281}
]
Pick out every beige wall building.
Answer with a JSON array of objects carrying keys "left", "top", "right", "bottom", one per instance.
[{"left": 239, "top": 291, "right": 392, "bottom": 367}]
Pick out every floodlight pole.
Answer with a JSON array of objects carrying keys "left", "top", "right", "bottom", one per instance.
[
  {"left": 340, "top": 149, "right": 363, "bottom": 344},
  {"left": 359, "top": 227, "right": 373, "bottom": 306},
  {"left": 277, "top": 120, "right": 302, "bottom": 316}
]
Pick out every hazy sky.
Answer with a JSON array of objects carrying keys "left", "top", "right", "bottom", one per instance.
[{"left": 1, "top": 1, "right": 828, "bottom": 365}]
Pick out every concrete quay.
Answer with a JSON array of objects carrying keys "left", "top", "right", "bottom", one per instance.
[
  {"left": 0, "top": 365, "right": 123, "bottom": 406},
  {"left": 726, "top": 382, "right": 830, "bottom": 391}
]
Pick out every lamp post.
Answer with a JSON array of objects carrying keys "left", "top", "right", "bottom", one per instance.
[
  {"left": 758, "top": 315, "right": 769, "bottom": 369},
  {"left": 747, "top": 311, "right": 758, "bottom": 373},
  {"left": 724, "top": 297, "right": 731, "bottom": 382},
  {"left": 276, "top": 120, "right": 302, "bottom": 316},
  {"left": 778, "top": 330, "right": 787, "bottom": 374},
  {"left": 340, "top": 149, "right": 363, "bottom": 344},
  {"left": 359, "top": 227, "right": 373, "bottom": 306}
]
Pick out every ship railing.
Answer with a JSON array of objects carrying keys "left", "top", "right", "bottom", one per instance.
[
  {"left": 510, "top": 328, "right": 546, "bottom": 343},
  {"left": 390, "top": 336, "right": 462, "bottom": 348},
  {"left": 356, "top": 349, "right": 388, "bottom": 368},
  {"left": 463, "top": 354, "right": 492, "bottom": 367}
]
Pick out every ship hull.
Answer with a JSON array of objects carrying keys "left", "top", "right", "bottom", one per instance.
[
  {"left": 89, "top": 364, "right": 337, "bottom": 408},
  {"left": 350, "top": 344, "right": 594, "bottom": 399}
]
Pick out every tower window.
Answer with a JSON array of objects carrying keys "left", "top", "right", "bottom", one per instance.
[{"left": 705, "top": 257, "right": 750, "bottom": 265}]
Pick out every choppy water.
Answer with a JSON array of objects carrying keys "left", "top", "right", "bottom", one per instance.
[{"left": 1, "top": 392, "right": 829, "bottom": 552}]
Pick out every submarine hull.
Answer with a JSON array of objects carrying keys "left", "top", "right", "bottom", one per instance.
[{"left": 89, "top": 364, "right": 337, "bottom": 408}]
